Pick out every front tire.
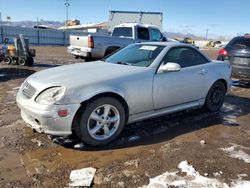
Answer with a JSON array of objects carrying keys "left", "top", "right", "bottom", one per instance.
[
  {"left": 79, "top": 97, "right": 126, "bottom": 146},
  {"left": 204, "top": 81, "right": 226, "bottom": 112},
  {"left": 5, "top": 56, "right": 12, "bottom": 65}
]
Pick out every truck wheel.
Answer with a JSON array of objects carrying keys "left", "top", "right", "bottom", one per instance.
[
  {"left": 78, "top": 97, "right": 126, "bottom": 146},
  {"left": 204, "top": 81, "right": 226, "bottom": 112},
  {"left": 18, "top": 58, "right": 26, "bottom": 66},
  {"left": 27, "top": 57, "right": 34, "bottom": 66},
  {"left": 4, "top": 56, "right": 12, "bottom": 65}
]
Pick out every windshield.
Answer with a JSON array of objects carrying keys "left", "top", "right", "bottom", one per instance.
[{"left": 103, "top": 44, "right": 165, "bottom": 67}]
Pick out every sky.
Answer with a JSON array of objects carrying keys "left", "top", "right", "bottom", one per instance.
[{"left": 0, "top": 0, "right": 250, "bottom": 38}]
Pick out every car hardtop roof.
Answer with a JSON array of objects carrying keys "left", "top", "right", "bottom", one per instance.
[
  {"left": 114, "top": 23, "right": 159, "bottom": 29},
  {"left": 232, "top": 35, "right": 250, "bottom": 39},
  {"left": 137, "top": 41, "right": 197, "bottom": 48}
]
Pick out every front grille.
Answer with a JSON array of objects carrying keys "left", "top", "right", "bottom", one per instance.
[
  {"left": 232, "top": 56, "right": 250, "bottom": 66},
  {"left": 22, "top": 82, "right": 36, "bottom": 99}
]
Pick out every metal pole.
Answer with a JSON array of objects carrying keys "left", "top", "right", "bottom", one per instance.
[
  {"left": 205, "top": 29, "right": 209, "bottom": 40},
  {"left": 64, "top": 0, "right": 70, "bottom": 46},
  {"left": 65, "top": 0, "right": 70, "bottom": 30},
  {"left": 37, "top": 17, "right": 40, "bottom": 45},
  {"left": 0, "top": 12, "right": 3, "bottom": 43}
]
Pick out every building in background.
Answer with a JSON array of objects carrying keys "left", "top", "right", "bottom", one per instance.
[
  {"left": 58, "top": 22, "right": 107, "bottom": 34},
  {"left": 108, "top": 10, "right": 163, "bottom": 32},
  {"left": 65, "top": 19, "right": 80, "bottom": 26}
]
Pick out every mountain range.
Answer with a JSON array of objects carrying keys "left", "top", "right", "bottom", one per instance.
[{"left": 2, "top": 20, "right": 228, "bottom": 40}]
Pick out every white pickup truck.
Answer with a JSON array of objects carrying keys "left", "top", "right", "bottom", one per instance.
[{"left": 67, "top": 23, "right": 166, "bottom": 60}]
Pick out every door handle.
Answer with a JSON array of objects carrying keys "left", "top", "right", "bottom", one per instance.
[{"left": 198, "top": 69, "right": 208, "bottom": 75}]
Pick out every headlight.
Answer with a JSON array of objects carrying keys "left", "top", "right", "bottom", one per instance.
[{"left": 36, "top": 86, "right": 66, "bottom": 105}]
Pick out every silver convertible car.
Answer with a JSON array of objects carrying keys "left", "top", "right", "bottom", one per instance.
[{"left": 16, "top": 42, "right": 231, "bottom": 146}]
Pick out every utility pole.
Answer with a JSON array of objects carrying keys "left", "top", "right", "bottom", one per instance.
[
  {"left": 205, "top": 29, "right": 209, "bottom": 40},
  {"left": 64, "top": 0, "right": 70, "bottom": 46},
  {"left": 37, "top": 17, "right": 40, "bottom": 45},
  {"left": 0, "top": 12, "right": 3, "bottom": 43},
  {"left": 65, "top": 0, "right": 70, "bottom": 30}
]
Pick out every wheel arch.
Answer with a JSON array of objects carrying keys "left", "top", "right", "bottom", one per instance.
[
  {"left": 211, "top": 78, "right": 228, "bottom": 91},
  {"left": 104, "top": 46, "right": 121, "bottom": 56},
  {"left": 72, "top": 92, "right": 129, "bottom": 134}
]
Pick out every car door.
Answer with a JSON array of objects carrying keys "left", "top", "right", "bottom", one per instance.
[
  {"left": 136, "top": 27, "right": 150, "bottom": 43},
  {"left": 153, "top": 47, "right": 210, "bottom": 109}
]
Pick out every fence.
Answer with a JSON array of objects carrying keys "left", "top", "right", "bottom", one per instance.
[{"left": 0, "top": 25, "right": 92, "bottom": 46}]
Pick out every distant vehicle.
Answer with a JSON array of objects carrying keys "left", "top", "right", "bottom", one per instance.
[
  {"left": 181, "top": 37, "right": 195, "bottom": 45},
  {"left": 180, "top": 37, "right": 199, "bottom": 48},
  {"left": 206, "top": 40, "right": 223, "bottom": 48},
  {"left": 67, "top": 23, "right": 166, "bottom": 60},
  {"left": 17, "top": 42, "right": 231, "bottom": 146},
  {"left": 217, "top": 35, "right": 250, "bottom": 80},
  {"left": 214, "top": 41, "right": 223, "bottom": 48}
]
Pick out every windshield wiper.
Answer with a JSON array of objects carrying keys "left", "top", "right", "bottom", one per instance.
[{"left": 115, "top": 61, "right": 131, "bottom": 65}]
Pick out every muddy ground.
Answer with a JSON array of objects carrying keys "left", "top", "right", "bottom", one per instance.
[{"left": 0, "top": 47, "right": 249, "bottom": 187}]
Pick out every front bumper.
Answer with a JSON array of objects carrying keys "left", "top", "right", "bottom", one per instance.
[
  {"left": 67, "top": 47, "right": 91, "bottom": 58},
  {"left": 16, "top": 91, "right": 81, "bottom": 136}
]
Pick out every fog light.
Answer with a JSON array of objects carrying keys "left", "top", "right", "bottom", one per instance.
[{"left": 58, "top": 109, "right": 68, "bottom": 117}]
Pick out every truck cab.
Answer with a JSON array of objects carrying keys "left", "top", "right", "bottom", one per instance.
[
  {"left": 112, "top": 23, "right": 165, "bottom": 42},
  {"left": 67, "top": 23, "right": 166, "bottom": 60}
]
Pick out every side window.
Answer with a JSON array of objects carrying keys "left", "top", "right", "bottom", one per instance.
[
  {"left": 150, "top": 28, "right": 162, "bottom": 41},
  {"left": 162, "top": 47, "right": 208, "bottom": 68},
  {"left": 137, "top": 27, "right": 149, "bottom": 40}
]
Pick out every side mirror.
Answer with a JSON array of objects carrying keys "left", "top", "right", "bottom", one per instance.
[
  {"left": 158, "top": 62, "right": 181, "bottom": 73},
  {"left": 162, "top": 36, "right": 167, "bottom": 41}
]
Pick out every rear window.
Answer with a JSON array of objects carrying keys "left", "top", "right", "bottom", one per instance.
[
  {"left": 112, "top": 27, "right": 132, "bottom": 37},
  {"left": 227, "top": 37, "right": 250, "bottom": 48}
]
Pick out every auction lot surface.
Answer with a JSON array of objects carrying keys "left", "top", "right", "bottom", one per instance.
[{"left": 0, "top": 47, "right": 249, "bottom": 187}]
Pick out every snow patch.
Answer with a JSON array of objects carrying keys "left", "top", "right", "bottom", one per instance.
[
  {"left": 221, "top": 145, "right": 250, "bottom": 164},
  {"left": 69, "top": 167, "right": 96, "bottom": 187},
  {"left": 142, "top": 160, "right": 250, "bottom": 188},
  {"left": 231, "top": 181, "right": 250, "bottom": 188}
]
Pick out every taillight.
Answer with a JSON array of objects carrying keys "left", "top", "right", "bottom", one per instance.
[
  {"left": 218, "top": 48, "right": 228, "bottom": 56},
  {"left": 88, "top": 35, "right": 94, "bottom": 48}
]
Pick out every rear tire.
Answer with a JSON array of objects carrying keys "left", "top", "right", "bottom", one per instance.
[
  {"left": 78, "top": 97, "right": 126, "bottom": 146},
  {"left": 27, "top": 57, "right": 34, "bottom": 66},
  {"left": 204, "top": 81, "right": 226, "bottom": 112}
]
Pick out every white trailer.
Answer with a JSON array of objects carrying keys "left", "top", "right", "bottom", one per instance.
[{"left": 108, "top": 10, "right": 163, "bottom": 32}]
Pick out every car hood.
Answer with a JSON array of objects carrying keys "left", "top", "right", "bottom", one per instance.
[{"left": 27, "top": 61, "right": 148, "bottom": 90}]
